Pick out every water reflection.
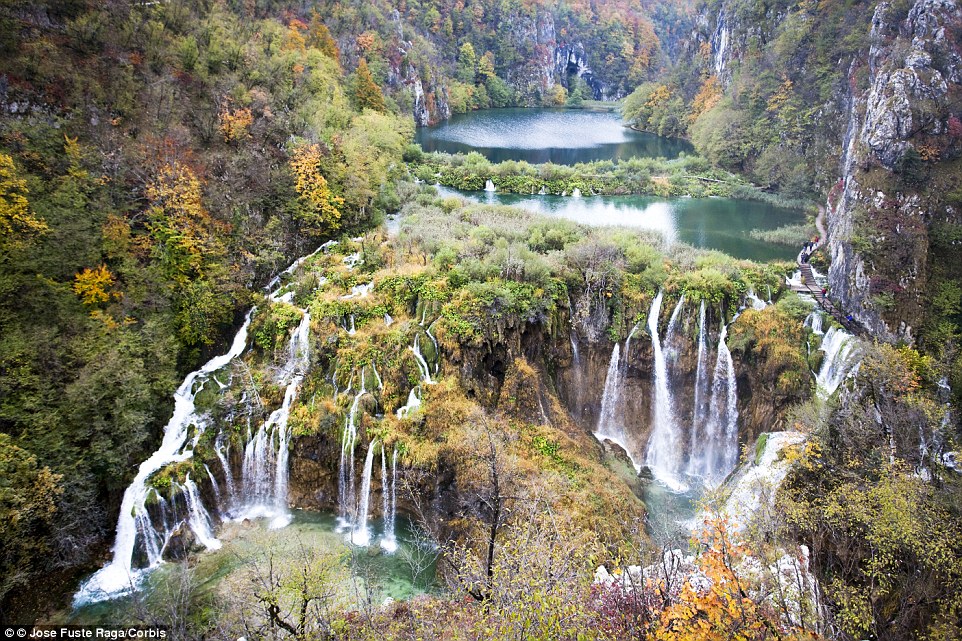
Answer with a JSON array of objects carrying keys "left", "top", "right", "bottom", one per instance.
[
  {"left": 440, "top": 186, "right": 801, "bottom": 262},
  {"left": 416, "top": 108, "right": 694, "bottom": 164}
]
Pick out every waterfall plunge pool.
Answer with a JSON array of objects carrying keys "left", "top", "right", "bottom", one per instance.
[{"left": 64, "top": 509, "right": 437, "bottom": 625}]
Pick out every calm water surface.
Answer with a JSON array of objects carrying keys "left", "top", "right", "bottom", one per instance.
[
  {"left": 435, "top": 186, "right": 801, "bottom": 262},
  {"left": 415, "top": 108, "right": 694, "bottom": 164},
  {"left": 65, "top": 510, "right": 436, "bottom": 623}
]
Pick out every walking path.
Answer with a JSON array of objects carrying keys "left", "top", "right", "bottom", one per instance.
[{"left": 788, "top": 234, "right": 864, "bottom": 335}]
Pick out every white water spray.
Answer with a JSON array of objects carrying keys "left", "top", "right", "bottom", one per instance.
[{"left": 645, "top": 291, "right": 686, "bottom": 491}]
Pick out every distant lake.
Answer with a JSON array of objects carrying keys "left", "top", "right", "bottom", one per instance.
[
  {"left": 415, "top": 108, "right": 694, "bottom": 164},
  {"left": 435, "top": 186, "right": 802, "bottom": 262}
]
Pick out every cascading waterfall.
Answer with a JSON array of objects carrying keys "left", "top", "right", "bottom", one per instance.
[
  {"left": 74, "top": 311, "right": 254, "bottom": 604},
  {"left": 685, "top": 301, "right": 710, "bottom": 477},
  {"left": 351, "top": 440, "right": 379, "bottom": 546},
  {"left": 182, "top": 476, "right": 221, "bottom": 551},
  {"left": 746, "top": 288, "right": 767, "bottom": 311},
  {"left": 623, "top": 322, "right": 641, "bottom": 361},
  {"left": 75, "top": 245, "right": 325, "bottom": 606},
  {"left": 645, "top": 291, "right": 686, "bottom": 491},
  {"left": 204, "top": 464, "right": 222, "bottom": 511},
  {"left": 484, "top": 179, "right": 496, "bottom": 192},
  {"left": 396, "top": 387, "right": 421, "bottom": 418},
  {"left": 214, "top": 435, "right": 235, "bottom": 504},
  {"left": 381, "top": 448, "right": 399, "bottom": 552},
  {"left": 237, "top": 310, "right": 310, "bottom": 529},
  {"left": 339, "top": 371, "right": 367, "bottom": 523},
  {"left": 816, "top": 326, "right": 858, "bottom": 399},
  {"left": 664, "top": 295, "right": 686, "bottom": 359},
  {"left": 688, "top": 322, "right": 739, "bottom": 483},
  {"left": 804, "top": 311, "right": 825, "bottom": 335},
  {"left": 595, "top": 344, "right": 635, "bottom": 466},
  {"left": 411, "top": 334, "right": 433, "bottom": 383}
]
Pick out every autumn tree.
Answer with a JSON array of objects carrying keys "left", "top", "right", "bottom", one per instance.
[
  {"left": 477, "top": 51, "right": 496, "bottom": 80},
  {"left": 352, "top": 58, "right": 386, "bottom": 112},
  {"left": 0, "top": 153, "right": 47, "bottom": 258},
  {"left": 308, "top": 11, "right": 340, "bottom": 62},
  {"left": 145, "top": 163, "right": 226, "bottom": 283},
  {"left": 289, "top": 142, "right": 343, "bottom": 240},
  {"left": 73, "top": 264, "right": 118, "bottom": 306},
  {"left": 653, "top": 518, "right": 819, "bottom": 641}
]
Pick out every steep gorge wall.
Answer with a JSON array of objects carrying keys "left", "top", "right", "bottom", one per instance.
[
  {"left": 826, "top": 0, "right": 962, "bottom": 341},
  {"left": 696, "top": 0, "right": 962, "bottom": 343}
]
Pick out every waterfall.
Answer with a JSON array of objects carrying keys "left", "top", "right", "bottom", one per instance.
[
  {"left": 484, "top": 179, "right": 496, "bottom": 192},
  {"left": 339, "top": 371, "right": 367, "bottom": 523},
  {"left": 181, "top": 476, "right": 221, "bottom": 551},
  {"left": 74, "top": 311, "right": 254, "bottom": 604},
  {"left": 396, "top": 387, "right": 421, "bottom": 418},
  {"left": 595, "top": 344, "right": 636, "bottom": 466},
  {"left": 381, "top": 448, "right": 399, "bottom": 552},
  {"left": 664, "top": 295, "right": 686, "bottom": 359},
  {"left": 76, "top": 247, "right": 324, "bottom": 606},
  {"left": 746, "top": 288, "right": 767, "bottom": 310},
  {"left": 571, "top": 188, "right": 581, "bottom": 197},
  {"left": 689, "top": 322, "right": 739, "bottom": 483},
  {"left": 714, "top": 324, "right": 740, "bottom": 476},
  {"left": 204, "top": 465, "right": 221, "bottom": 511},
  {"left": 214, "top": 434, "right": 235, "bottom": 504},
  {"left": 816, "top": 326, "right": 858, "bottom": 399},
  {"left": 411, "top": 334, "right": 433, "bottom": 383},
  {"left": 807, "top": 311, "right": 824, "bottom": 335},
  {"left": 351, "top": 441, "right": 379, "bottom": 546},
  {"left": 425, "top": 320, "right": 440, "bottom": 374},
  {"left": 686, "top": 301, "right": 710, "bottom": 477},
  {"left": 236, "top": 311, "right": 310, "bottom": 529},
  {"left": 624, "top": 322, "right": 641, "bottom": 362},
  {"left": 645, "top": 291, "right": 686, "bottom": 491},
  {"left": 538, "top": 185, "right": 547, "bottom": 195}
]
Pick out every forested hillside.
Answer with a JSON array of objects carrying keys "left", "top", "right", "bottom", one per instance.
[
  {"left": 0, "top": 0, "right": 409, "bottom": 612},
  {"left": 293, "top": 0, "right": 683, "bottom": 121},
  {"left": 2, "top": 0, "right": 962, "bottom": 637}
]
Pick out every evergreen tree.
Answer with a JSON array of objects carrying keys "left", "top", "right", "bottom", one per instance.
[{"left": 353, "top": 58, "right": 386, "bottom": 112}]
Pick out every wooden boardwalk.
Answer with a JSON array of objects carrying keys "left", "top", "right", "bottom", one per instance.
[{"left": 789, "top": 241, "right": 864, "bottom": 335}]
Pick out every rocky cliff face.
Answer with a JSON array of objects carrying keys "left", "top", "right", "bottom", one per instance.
[
  {"left": 554, "top": 43, "right": 613, "bottom": 99},
  {"left": 826, "top": 0, "right": 962, "bottom": 341},
  {"left": 696, "top": 0, "right": 961, "bottom": 343}
]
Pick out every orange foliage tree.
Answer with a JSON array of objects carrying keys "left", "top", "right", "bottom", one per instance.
[
  {"left": 219, "top": 104, "right": 254, "bottom": 142},
  {"left": 655, "top": 518, "right": 820, "bottom": 641}
]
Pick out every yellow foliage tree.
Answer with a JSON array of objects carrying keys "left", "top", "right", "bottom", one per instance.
[
  {"left": 219, "top": 105, "right": 254, "bottom": 142},
  {"left": 289, "top": 143, "right": 343, "bottom": 238},
  {"left": 0, "top": 153, "right": 47, "bottom": 254},
  {"left": 646, "top": 84, "right": 672, "bottom": 110},
  {"left": 145, "top": 163, "right": 226, "bottom": 281},
  {"left": 690, "top": 76, "right": 722, "bottom": 123},
  {"left": 73, "top": 264, "right": 117, "bottom": 306}
]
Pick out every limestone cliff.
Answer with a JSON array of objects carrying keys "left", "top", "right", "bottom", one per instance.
[{"left": 826, "top": 0, "right": 962, "bottom": 341}]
